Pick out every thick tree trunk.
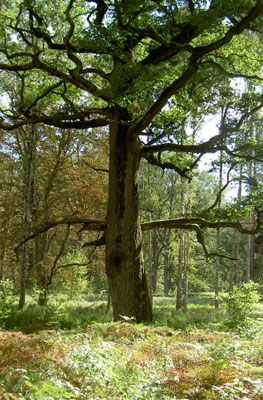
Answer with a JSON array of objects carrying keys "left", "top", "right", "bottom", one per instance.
[{"left": 106, "top": 107, "right": 152, "bottom": 322}]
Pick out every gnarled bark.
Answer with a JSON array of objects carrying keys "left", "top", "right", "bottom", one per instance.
[{"left": 105, "top": 107, "right": 152, "bottom": 322}]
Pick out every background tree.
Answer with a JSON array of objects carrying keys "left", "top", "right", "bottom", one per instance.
[{"left": 0, "top": 119, "right": 108, "bottom": 305}]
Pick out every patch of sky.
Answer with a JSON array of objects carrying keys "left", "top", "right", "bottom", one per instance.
[{"left": 0, "top": 92, "right": 10, "bottom": 109}]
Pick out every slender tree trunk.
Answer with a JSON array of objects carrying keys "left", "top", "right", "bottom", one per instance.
[
  {"left": 163, "top": 251, "right": 169, "bottom": 297},
  {"left": 0, "top": 239, "right": 7, "bottom": 292},
  {"left": 38, "top": 285, "right": 48, "bottom": 306},
  {"left": 229, "top": 238, "right": 236, "bottom": 292},
  {"left": 147, "top": 165, "right": 153, "bottom": 300},
  {"left": 182, "top": 231, "right": 189, "bottom": 310},
  {"left": 246, "top": 166, "right": 256, "bottom": 281},
  {"left": 247, "top": 110, "right": 258, "bottom": 281},
  {"left": 176, "top": 231, "right": 184, "bottom": 310},
  {"left": 246, "top": 234, "right": 251, "bottom": 281},
  {"left": 148, "top": 228, "right": 153, "bottom": 300},
  {"left": 249, "top": 212, "right": 256, "bottom": 280},
  {"left": 229, "top": 166, "right": 242, "bottom": 291},
  {"left": 235, "top": 165, "right": 242, "bottom": 284},
  {"left": 0, "top": 259, "right": 3, "bottom": 292},
  {"left": 34, "top": 233, "right": 48, "bottom": 306},
  {"left": 105, "top": 107, "right": 152, "bottom": 322},
  {"left": 151, "top": 230, "right": 159, "bottom": 293},
  {"left": 19, "top": 125, "right": 35, "bottom": 308},
  {"left": 215, "top": 150, "right": 223, "bottom": 309},
  {"left": 176, "top": 177, "right": 185, "bottom": 310},
  {"left": 215, "top": 228, "right": 220, "bottom": 309},
  {"left": 235, "top": 234, "right": 241, "bottom": 285}
]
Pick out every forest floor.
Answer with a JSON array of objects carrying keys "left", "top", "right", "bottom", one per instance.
[{"left": 1, "top": 295, "right": 263, "bottom": 399}]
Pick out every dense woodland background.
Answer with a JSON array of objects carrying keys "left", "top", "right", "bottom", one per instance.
[{"left": 0, "top": 111, "right": 263, "bottom": 308}]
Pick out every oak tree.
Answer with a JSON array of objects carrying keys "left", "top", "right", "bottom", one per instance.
[{"left": 1, "top": 0, "right": 263, "bottom": 321}]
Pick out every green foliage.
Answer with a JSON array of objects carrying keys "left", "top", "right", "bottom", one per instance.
[
  {"left": 213, "top": 377, "right": 263, "bottom": 400},
  {"left": 25, "top": 380, "right": 78, "bottom": 399},
  {"left": 153, "top": 295, "right": 225, "bottom": 331},
  {"left": 166, "top": 308, "right": 224, "bottom": 331},
  {"left": 0, "top": 280, "right": 15, "bottom": 325},
  {"left": 4, "top": 298, "right": 112, "bottom": 332},
  {"left": 225, "top": 281, "right": 261, "bottom": 333},
  {"left": 5, "top": 303, "right": 57, "bottom": 331}
]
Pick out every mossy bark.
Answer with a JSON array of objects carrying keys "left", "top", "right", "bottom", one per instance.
[{"left": 106, "top": 107, "right": 152, "bottom": 322}]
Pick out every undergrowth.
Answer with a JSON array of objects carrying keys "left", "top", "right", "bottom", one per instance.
[
  {"left": 1, "top": 323, "right": 263, "bottom": 399},
  {"left": 0, "top": 290, "right": 263, "bottom": 399}
]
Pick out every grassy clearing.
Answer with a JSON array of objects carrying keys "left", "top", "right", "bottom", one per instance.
[{"left": 1, "top": 294, "right": 263, "bottom": 399}]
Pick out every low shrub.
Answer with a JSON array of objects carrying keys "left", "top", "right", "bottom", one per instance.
[
  {"left": 225, "top": 281, "right": 261, "bottom": 333},
  {"left": 0, "top": 280, "right": 16, "bottom": 326}
]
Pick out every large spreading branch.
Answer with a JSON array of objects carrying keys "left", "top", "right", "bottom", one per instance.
[
  {"left": 134, "top": 0, "right": 263, "bottom": 134},
  {"left": 141, "top": 99, "right": 263, "bottom": 170},
  {"left": 141, "top": 217, "right": 262, "bottom": 235},
  {"left": 141, "top": 216, "right": 263, "bottom": 260},
  {"left": 0, "top": 107, "right": 110, "bottom": 130},
  {"left": 14, "top": 216, "right": 105, "bottom": 253},
  {"left": 0, "top": 0, "right": 261, "bottom": 135}
]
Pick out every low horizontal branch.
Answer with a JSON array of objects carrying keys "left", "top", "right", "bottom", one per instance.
[
  {"left": 142, "top": 219, "right": 253, "bottom": 260},
  {"left": 0, "top": 117, "right": 109, "bottom": 131},
  {"left": 141, "top": 217, "right": 262, "bottom": 234},
  {"left": 56, "top": 261, "right": 92, "bottom": 269},
  {"left": 14, "top": 216, "right": 105, "bottom": 251},
  {"left": 141, "top": 134, "right": 226, "bottom": 155}
]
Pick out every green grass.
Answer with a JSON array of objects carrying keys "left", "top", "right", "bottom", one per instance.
[
  {"left": 153, "top": 294, "right": 226, "bottom": 331},
  {"left": 1, "top": 293, "right": 263, "bottom": 399},
  {"left": 4, "top": 300, "right": 112, "bottom": 332}
]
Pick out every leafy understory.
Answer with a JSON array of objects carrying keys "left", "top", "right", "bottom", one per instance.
[{"left": 1, "top": 311, "right": 263, "bottom": 400}]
